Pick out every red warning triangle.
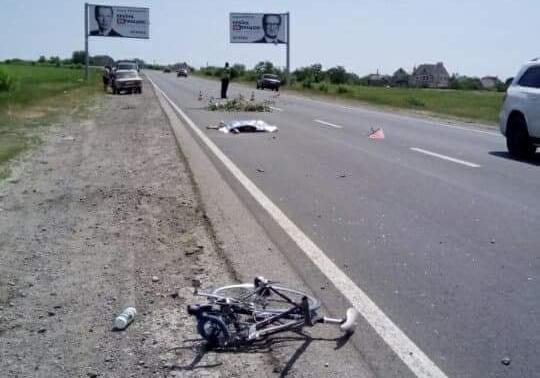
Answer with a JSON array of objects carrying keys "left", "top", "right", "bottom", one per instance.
[{"left": 368, "top": 128, "right": 385, "bottom": 139}]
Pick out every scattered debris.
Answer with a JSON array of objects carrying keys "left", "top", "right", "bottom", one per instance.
[
  {"left": 151, "top": 276, "right": 160, "bottom": 283},
  {"left": 501, "top": 357, "right": 511, "bottom": 366},
  {"left": 62, "top": 136, "right": 75, "bottom": 141},
  {"left": 207, "top": 120, "right": 278, "bottom": 134},
  {"left": 368, "top": 127, "right": 385, "bottom": 139},
  {"left": 208, "top": 95, "right": 274, "bottom": 112},
  {"left": 198, "top": 91, "right": 203, "bottom": 101},
  {"left": 256, "top": 168, "right": 265, "bottom": 173},
  {"left": 250, "top": 91, "right": 255, "bottom": 101}
]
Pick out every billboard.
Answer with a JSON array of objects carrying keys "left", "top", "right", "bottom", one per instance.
[
  {"left": 230, "top": 13, "right": 288, "bottom": 44},
  {"left": 88, "top": 4, "right": 149, "bottom": 39}
]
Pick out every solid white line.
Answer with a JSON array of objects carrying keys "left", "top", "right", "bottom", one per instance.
[
  {"left": 269, "top": 106, "right": 283, "bottom": 112},
  {"left": 314, "top": 119, "right": 343, "bottom": 129},
  {"left": 147, "top": 75, "right": 448, "bottom": 378},
  {"left": 411, "top": 147, "right": 481, "bottom": 168}
]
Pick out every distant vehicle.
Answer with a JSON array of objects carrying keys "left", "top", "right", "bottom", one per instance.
[
  {"left": 500, "top": 59, "right": 540, "bottom": 158},
  {"left": 163, "top": 67, "right": 171, "bottom": 73},
  {"left": 256, "top": 74, "right": 281, "bottom": 91},
  {"left": 115, "top": 61, "right": 139, "bottom": 72},
  {"left": 177, "top": 68, "right": 188, "bottom": 77},
  {"left": 111, "top": 69, "right": 142, "bottom": 94}
]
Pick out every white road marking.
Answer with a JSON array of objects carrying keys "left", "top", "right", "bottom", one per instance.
[
  {"left": 147, "top": 74, "right": 448, "bottom": 378},
  {"left": 411, "top": 147, "right": 481, "bottom": 168},
  {"left": 283, "top": 93, "right": 501, "bottom": 137},
  {"left": 269, "top": 106, "right": 283, "bottom": 112},
  {"left": 314, "top": 119, "right": 343, "bottom": 129}
]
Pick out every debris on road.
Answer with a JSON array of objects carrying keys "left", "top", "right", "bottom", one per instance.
[
  {"left": 208, "top": 95, "right": 274, "bottom": 112},
  {"left": 113, "top": 307, "right": 137, "bottom": 330},
  {"left": 368, "top": 127, "right": 385, "bottom": 139},
  {"left": 207, "top": 120, "right": 278, "bottom": 134},
  {"left": 501, "top": 356, "right": 511, "bottom": 366}
]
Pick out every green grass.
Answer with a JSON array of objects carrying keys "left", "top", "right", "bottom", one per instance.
[
  {"left": 0, "top": 64, "right": 101, "bottom": 176},
  {"left": 288, "top": 82, "right": 504, "bottom": 124}
]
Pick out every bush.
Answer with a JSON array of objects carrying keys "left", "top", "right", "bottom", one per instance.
[
  {"left": 337, "top": 85, "right": 350, "bottom": 94},
  {"left": 405, "top": 96, "right": 425, "bottom": 107},
  {"left": 0, "top": 69, "right": 14, "bottom": 92},
  {"left": 318, "top": 83, "right": 329, "bottom": 93},
  {"left": 302, "top": 80, "right": 313, "bottom": 89}
]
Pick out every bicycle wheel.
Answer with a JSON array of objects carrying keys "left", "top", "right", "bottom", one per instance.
[
  {"left": 196, "top": 314, "right": 231, "bottom": 347},
  {"left": 212, "top": 283, "right": 320, "bottom": 314}
]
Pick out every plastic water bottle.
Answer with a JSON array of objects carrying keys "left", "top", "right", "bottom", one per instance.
[{"left": 113, "top": 307, "right": 137, "bottom": 330}]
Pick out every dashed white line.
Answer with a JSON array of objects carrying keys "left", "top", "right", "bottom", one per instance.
[
  {"left": 411, "top": 147, "right": 481, "bottom": 168},
  {"left": 314, "top": 119, "right": 343, "bottom": 129},
  {"left": 147, "top": 74, "right": 448, "bottom": 378}
]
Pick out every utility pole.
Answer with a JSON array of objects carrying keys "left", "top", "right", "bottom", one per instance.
[
  {"left": 84, "top": 3, "right": 89, "bottom": 80},
  {"left": 286, "top": 12, "right": 290, "bottom": 83}
]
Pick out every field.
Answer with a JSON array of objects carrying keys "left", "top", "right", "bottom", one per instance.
[
  {"left": 288, "top": 82, "right": 504, "bottom": 124},
  {"left": 0, "top": 64, "right": 101, "bottom": 178}
]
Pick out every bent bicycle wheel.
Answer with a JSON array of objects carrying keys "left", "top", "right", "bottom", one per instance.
[{"left": 212, "top": 283, "right": 320, "bottom": 315}]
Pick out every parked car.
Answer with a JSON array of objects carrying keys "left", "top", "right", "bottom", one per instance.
[
  {"left": 177, "top": 68, "right": 188, "bottom": 77},
  {"left": 500, "top": 58, "right": 540, "bottom": 158},
  {"left": 111, "top": 69, "right": 142, "bottom": 94},
  {"left": 115, "top": 61, "right": 139, "bottom": 72},
  {"left": 256, "top": 74, "right": 281, "bottom": 91}
]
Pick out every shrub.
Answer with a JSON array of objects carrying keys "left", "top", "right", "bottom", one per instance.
[
  {"left": 337, "top": 85, "right": 350, "bottom": 94},
  {"left": 302, "top": 80, "right": 313, "bottom": 89},
  {"left": 405, "top": 96, "right": 425, "bottom": 107},
  {"left": 318, "top": 83, "right": 329, "bottom": 93},
  {"left": 0, "top": 69, "right": 14, "bottom": 92}
]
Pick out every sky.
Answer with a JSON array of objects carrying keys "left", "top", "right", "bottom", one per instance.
[{"left": 1, "top": 0, "right": 538, "bottom": 79}]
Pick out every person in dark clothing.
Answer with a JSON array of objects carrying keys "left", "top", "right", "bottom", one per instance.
[
  {"left": 221, "top": 62, "right": 231, "bottom": 99},
  {"left": 102, "top": 65, "right": 111, "bottom": 91}
]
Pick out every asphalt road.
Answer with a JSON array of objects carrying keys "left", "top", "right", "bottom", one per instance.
[{"left": 146, "top": 71, "right": 540, "bottom": 378}]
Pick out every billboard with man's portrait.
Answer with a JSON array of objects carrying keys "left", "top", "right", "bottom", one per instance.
[
  {"left": 230, "top": 13, "right": 288, "bottom": 44},
  {"left": 88, "top": 4, "right": 149, "bottom": 39}
]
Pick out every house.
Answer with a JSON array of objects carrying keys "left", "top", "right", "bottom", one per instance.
[
  {"left": 410, "top": 62, "right": 449, "bottom": 88},
  {"left": 392, "top": 68, "right": 410, "bottom": 87},
  {"left": 367, "top": 71, "right": 390, "bottom": 86},
  {"left": 481, "top": 76, "right": 498, "bottom": 90}
]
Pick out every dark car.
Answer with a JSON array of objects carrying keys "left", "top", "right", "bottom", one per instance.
[
  {"left": 177, "top": 68, "right": 188, "bottom": 77},
  {"left": 112, "top": 70, "right": 142, "bottom": 94},
  {"left": 256, "top": 74, "right": 281, "bottom": 91},
  {"left": 163, "top": 67, "right": 171, "bottom": 73}
]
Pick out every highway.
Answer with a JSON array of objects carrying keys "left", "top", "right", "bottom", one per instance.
[{"left": 146, "top": 71, "right": 540, "bottom": 378}]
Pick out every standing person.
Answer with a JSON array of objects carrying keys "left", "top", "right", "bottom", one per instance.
[
  {"left": 102, "top": 65, "right": 111, "bottom": 92},
  {"left": 221, "top": 62, "right": 231, "bottom": 99}
]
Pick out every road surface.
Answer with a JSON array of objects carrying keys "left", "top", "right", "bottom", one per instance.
[{"left": 147, "top": 71, "right": 540, "bottom": 378}]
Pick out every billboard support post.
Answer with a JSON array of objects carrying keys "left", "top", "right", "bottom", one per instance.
[
  {"left": 84, "top": 3, "right": 89, "bottom": 80},
  {"left": 286, "top": 12, "right": 290, "bottom": 84}
]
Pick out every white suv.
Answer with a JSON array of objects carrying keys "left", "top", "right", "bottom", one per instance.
[{"left": 500, "top": 59, "right": 540, "bottom": 158}]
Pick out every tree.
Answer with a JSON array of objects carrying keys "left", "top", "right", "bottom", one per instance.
[
  {"left": 327, "top": 66, "right": 348, "bottom": 85},
  {"left": 48, "top": 56, "right": 60, "bottom": 65},
  {"left": 72, "top": 51, "right": 86, "bottom": 65},
  {"left": 38, "top": 55, "right": 46, "bottom": 63}
]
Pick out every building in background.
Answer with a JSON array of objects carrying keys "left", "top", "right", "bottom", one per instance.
[{"left": 410, "top": 62, "right": 449, "bottom": 88}]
